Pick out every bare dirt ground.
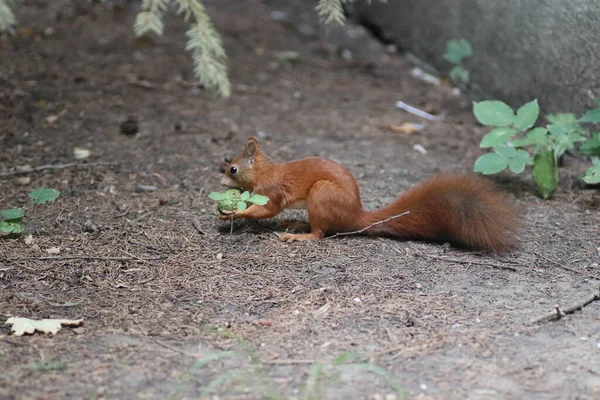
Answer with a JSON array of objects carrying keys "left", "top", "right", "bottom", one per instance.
[{"left": 1, "top": 1, "right": 600, "bottom": 399}]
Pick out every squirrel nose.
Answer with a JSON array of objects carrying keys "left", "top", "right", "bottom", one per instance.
[{"left": 220, "top": 175, "right": 236, "bottom": 187}]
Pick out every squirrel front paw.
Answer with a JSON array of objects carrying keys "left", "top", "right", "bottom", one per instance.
[{"left": 219, "top": 210, "right": 236, "bottom": 221}]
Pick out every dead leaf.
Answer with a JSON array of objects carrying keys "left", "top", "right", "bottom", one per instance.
[
  {"left": 46, "top": 247, "right": 61, "bottom": 255},
  {"left": 24, "top": 235, "right": 34, "bottom": 245},
  {"left": 73, "top": 147, "right": 91, "bottom": 160},
  {"left": 387, "top": 123, "right": 424, "bottom": 135},
  {"left": 5, "top": 317, "right": 84, "bottom": 336},
  {"left": 258, "top": 320, "right": 272, "bottom": 327}
]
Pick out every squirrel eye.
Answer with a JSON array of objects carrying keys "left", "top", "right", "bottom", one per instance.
[{"left": 229, "top": 166, "right": 238, "bottom": 174}]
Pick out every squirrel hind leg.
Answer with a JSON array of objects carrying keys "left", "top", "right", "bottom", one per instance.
[{"left": 279, "top": 232, "right": 324, "bottom": 243}]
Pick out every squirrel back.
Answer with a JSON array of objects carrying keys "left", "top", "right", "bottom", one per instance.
[{"left": 359, "top": 173, "right": 518, "bottom": 253}]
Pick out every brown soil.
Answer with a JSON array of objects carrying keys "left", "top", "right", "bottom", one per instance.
[{"left": 1, "top": 1, "right": 600, "bottom": 399}]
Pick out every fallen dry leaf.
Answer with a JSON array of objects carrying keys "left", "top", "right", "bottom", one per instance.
[
  {"left": 24, "top": 235, "right": 34, "bottom": 245},
  {"left": 387, "top": 123, "right": 424, "bottom": 135},
  {"left": 46, "top": 246, "right": 61, "bottom": 255},
  {"left": 5, "top": 317, "right": 84, "bottom": 336}
]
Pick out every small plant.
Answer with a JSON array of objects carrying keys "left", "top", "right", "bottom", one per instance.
[
  {"left": 0, "top": 208, "right": 24, "bottom": 235},
  {"left": 0, "top": 188, "right": 61, "bottom": 236},
  {"left": 208, "top": 189, "right": 269, "bottom": 213},
  {"left": 443, "top": 39, "right": 473, "bottom": 83},
  {"left": 0, "top": 0, "right": 21, "bottom": 34},
  {"left": 473, "top": 99, "right": 600, "bottom": 198}
]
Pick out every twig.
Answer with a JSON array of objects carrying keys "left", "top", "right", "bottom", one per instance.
[
  {"left": 0, "top": 162, "right": 116, "bottom": 177},
  {"left": 530, "top": 290, "right": 600, "bottom": 324},
  {"left": 191, "top": 218, "right": 204, "bottom": 234},
  {"left": 417, "top": 253, "right": 518, "bottom": 272},
  {"left": 395, "top": 101, "right": 442, "bottom": 121},
  {"left": 535, "top": 252, "right": 600, "bottom": 281},
  {"left": 263, "top": 358, "right": 316, "bottom": 365},
  {"left": 326, "top": 211, "right": 410, "bottom": 239},
  {"left": 4, "top": 255, "right": 167, "bottom": 262}
]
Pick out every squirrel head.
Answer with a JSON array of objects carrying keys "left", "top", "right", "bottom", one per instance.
[{"left": 221, "top": 137, "right": 262, "bottom": 191}]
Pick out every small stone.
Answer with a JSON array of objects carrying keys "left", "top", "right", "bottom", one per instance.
[
  {"left": 136, "top": 185, "right": 157, "bottom": 192},
  {"left": 17, "top": 177, "right": 31, "bottom": 185},
  {"left": 216, "top": 253, "right": 223, "bottom": 261},
  {"left": 83, "top": 220, "right": 98, "bottom": 233},
  {"left": 174, "top": 122, "right": 183, "bottom": 131},
  {"left": 24, "top": 234, "right": 34, "bottom": 245},
  {"left": 73, "top": 147, "right": 90, "bottom": 160},
  {"left": 120, "top": 116, "right": 139, "bottom": 136}
]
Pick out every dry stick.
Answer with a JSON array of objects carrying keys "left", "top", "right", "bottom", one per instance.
[
  {"left": 535, "top": 252, "right": 600, "bottom": 281},
  {"left": 0, "top": 162, "right": 116, "bottom": 177},
  {"left": 263, "top": 358, "right": 317, "bottom": 365},
  {"left": 417, "top": 253, "right": 518, "bottom": 272},
  {"left": 191, "top": 218, "right": 204, "bottom": 234},
  {"left": 530, "top": 290, "right": 600, "bottom": 324},
  {"left": 5, "top": 255, "right": 167, "bottom": 262},
  {"left": 325, "top": 211, "right": 410, "bottom": 239}
]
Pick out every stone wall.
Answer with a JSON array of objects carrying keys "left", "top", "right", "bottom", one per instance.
[{"left": 351, "top": 0, "right": 600, "bottom": 115}]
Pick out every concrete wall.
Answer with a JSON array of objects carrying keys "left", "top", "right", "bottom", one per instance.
[{"left": 350, "top": 0, "right": 600, "bottom": 115}]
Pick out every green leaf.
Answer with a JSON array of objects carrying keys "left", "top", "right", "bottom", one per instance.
[
  {"left": 236, "top": 201, "right": 247, "bottom": 211},
  {"left": 240, "top": 191, "right": 250, "bottom": 201},
  {"left": 547, "top": 123, "right": 567, "bottom": 137},
  {"left": 0, "top": 208, "right": 24, "bottom": 221},
  {"left": 508, "top": 158, "right": 527, "bottom": 174},
  {"left": 480, "top": 127, "right": 517, "bottom": 148},
  {"left": 28, "top": 188, "right": 60, "bottom": 205},
  {"left": 248, "top": 194, "right": 269, "bottom": 206},
  {"left": 0, "top": 220, "right": 23, "bottom": 234},
  {"left": 449, "top": 65, "right": 469, "bottom": 82},
  {"left": 532, "top": 149, "right": 558, "bottom": 199},
  {"left": 552, "top": 132, "right": 586, "bottom": 159},
  {"left": 582, "top": 163, "right": 600, "bottom": 184},
  {"left": 443, "top": 39, "right": 473, "bottom": 64},
  {"left": 208, "top": 192, "right": 224, "bottom": 201},
  {"left": 513, "top": 99, "right": 539, "bottom": 131},
  {"left": 579, "top": 107, "right": 600, "bottom": 123},
  {"left": 580, "top": 133, "right": 600, "bottom": 155},
  {"left": 473, "top": 101, "right": 514, "bottom": 127},
  {"left": 494, "top": 145, "right": 518, "bottom": 158},
  {"left": 511, "top": 127, "right": 550, "bottom": 149},
  {"left": 474, "top": 153, "right": 508, "bottom": 175},
  {"left": 547, "top": 113, "right": 585, "bottom": 137},
  {"left": 547, "top": 113, "right": 577, "bottom": 125}
]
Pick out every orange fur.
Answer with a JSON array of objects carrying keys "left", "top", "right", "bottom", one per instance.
[{"left": 220, "top": 138, "right": 518, "bottom": 254}]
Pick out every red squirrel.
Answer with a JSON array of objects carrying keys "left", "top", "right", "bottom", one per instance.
[{"left": 218, "top": 137, "right": 518, "bottom": 253}]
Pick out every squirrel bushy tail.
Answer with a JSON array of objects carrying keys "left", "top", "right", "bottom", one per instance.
[{"left": 358, "top": 173, "right": 518, "bottom": 253}]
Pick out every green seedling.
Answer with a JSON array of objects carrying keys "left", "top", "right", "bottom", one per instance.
[
  {"left": 0, "top": 188, "right": 61, "bottom": 236},
  {"left": 444, "top": 39, "right": 473, "bottom": 83},
  {"left": 208, "top": 189, "right": 269, "bottom": 214},
  {"left": 473, "top": 99, "right": 600, "bottom": 198}
]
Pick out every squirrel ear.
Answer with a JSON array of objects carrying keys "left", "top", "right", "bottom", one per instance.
[{"left": 245, "top": 137, "right": 260, "bottom": 156}]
